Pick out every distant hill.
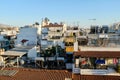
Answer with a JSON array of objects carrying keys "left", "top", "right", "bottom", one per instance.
[
  {"left": 0, "top": 24, "right": 18, "bottom": 29},
  {"left": 0, "top": 24, "right": 12, "bottom": 28}
]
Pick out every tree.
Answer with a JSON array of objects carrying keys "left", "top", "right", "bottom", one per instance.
[{"left": 35, "top": 22, "right": 39, "bottom": 25}]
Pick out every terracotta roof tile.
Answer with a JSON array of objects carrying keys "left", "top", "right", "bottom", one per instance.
[{"left": 0, "top": 68, "right": 72, "bottom": 80}]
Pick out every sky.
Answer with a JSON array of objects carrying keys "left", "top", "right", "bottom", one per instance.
[{"left": 0, "top": 0, "right": 120, "bottom": 27}]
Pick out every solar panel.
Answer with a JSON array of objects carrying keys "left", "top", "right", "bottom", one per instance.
[{"left": 0, "top": 70, "right": 18, "bottom": 76}]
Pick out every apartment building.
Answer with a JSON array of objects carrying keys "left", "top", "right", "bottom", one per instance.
[
  {"left": 0, "top": 25, "right": 19, "bottom": 49},
  {"left": 16, "top": 25, "right": 41, "bottom": 62},
  {"left": 72, "top": 47, "right": 120, "bottom": 80},
  {"left": 41, "top": 18, "right": 66, "bottom": 51},
  {"left": 64, "top": 26, "right": 79, "bottom": 69},
  {"left": 35, "top": 18, "right": 66, "bottom": 69}
]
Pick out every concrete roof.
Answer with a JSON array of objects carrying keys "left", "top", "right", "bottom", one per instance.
[
  {"left": 11, "top": 46, "right": 34, "bottom": 52},
  {"left": 1, "top": 46, "right": 34, "bottom": 57},
  {"left": 79, "top": 46, "right": 120, "bottom": 51},
  {"left": 1, "top": 51, "right": 26, "bottom": 57},
  {"left": 74, "top": 47, "right": 120, "bottom": 58}
]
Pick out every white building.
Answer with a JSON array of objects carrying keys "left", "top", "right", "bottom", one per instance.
[
  {"left": 16, "top": 25, "right": 40, "bottom": 46},
  {"left": 41, "top": 18, "right": 66, "bottom": 50},
  {"left": 15, "top": 24, "right": 41, "bottom": 61},
  {"left": 27, "top": 46, "right": 39, "bottom": 61}
]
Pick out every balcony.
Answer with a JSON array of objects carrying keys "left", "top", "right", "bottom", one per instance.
[
  {"left": 48, "top": 31, "right": 63, "bottom": 36},
  {"left": 80, "top": 69, "right": 107, "bottom": 75},
  {"left": 41, "top": 28, "right": 48, "bottom": 33},
  {"left": 48, "top": 36, "right": 63, "bottom": 41},
  {"left": 72, "top": 64, "right": 80, "bottom": 74}
]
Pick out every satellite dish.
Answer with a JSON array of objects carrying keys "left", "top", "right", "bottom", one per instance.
[{"left": 20, "top": 59, "right": 25, "bottom": 65}]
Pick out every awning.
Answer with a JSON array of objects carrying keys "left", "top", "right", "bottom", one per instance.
[
  {"left": 1, "top": 51, "right": 26, "bottom": 57},
  {"left": 0, "top": 46, "right": 34, "bottom": 57},
  {"left": 74, "top": 51, "right": 120, "bottom": 58},
  {"left": 66, "top": 52, "right": 73, "bottom": 54}
]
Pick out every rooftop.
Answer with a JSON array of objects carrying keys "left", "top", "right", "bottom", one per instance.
[
  {"left": 0, "top": 46, "right": 34, "bottom": 57},
  {"left": 10, "top": 46, "right": 34, "bottom": 52},
  {"left": 79, "top": 46, "right": 120, "bottom": 51},
  {"left": 1, "top": 51, "right": 26, "bottom": 57},
  {"left": 73, "top": 47, "right": 120, "bottom": 58},
  {"left": 0, "top": 65, "right": 120, "bottom": 80},
  {"left": 74, "top": 51, "right": 120, "bottom": 58},
  {"left": 0, "top": 68, "right": 72, "bottom": 80},
  {"left": 1, "top": 46, "right": 33, "bottom": 57},
  {"left": 43, "top": 23, "right": 63, "bottom": 27}
]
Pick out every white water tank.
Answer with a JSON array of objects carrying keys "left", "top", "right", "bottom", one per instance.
[{"left": 74, "top": 41, "right": 78, "bottom": 51}]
